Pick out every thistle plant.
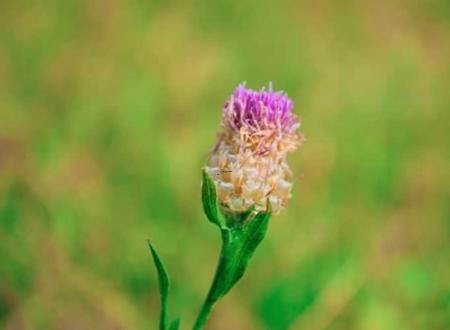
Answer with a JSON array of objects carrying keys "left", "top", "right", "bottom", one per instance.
[{"left": 148, "top": 83, "right": 302, "bottom": 330}]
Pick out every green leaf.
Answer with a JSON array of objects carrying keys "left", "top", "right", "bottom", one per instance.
[
  {"left": 147, "top": 241, "right": 169, "bottom": 330},
  {"left": 209, "top": 203, "right": 272, "bottom": 301},
  {"left": 201, "top": 170, "right": 223, "bottom": 227}
]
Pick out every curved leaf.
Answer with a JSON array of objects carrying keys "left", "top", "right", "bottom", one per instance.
[
  {"left": 207, "top": 203, "right": 272, "bottom": 302},
  {"left": 201, "top": 170, "right": 224, "bottom": 227},
  {"left": 147, "top": 241, "right": 169, "bottom": 330}
]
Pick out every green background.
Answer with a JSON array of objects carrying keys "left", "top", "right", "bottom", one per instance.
[{"left": 0, "top": 0, "right": 449, "bottom": 329}]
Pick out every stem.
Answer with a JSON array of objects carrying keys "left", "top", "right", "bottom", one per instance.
[
  {"left": 192, "top": 208, "right": 270, "bottom": 329},
  {"left": 192, "top": 295, "right": 216, "bottom": 330},
  {"left": 192, "top": 241, "right": 226, "bottom": 330}
]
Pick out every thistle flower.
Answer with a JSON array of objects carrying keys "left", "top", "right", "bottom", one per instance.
[
  {"left": 148, "top": 84, "right": 303, "bottom": 330},
  {"left": 205, "top": 83, "right": 302, "bottom": 215}
]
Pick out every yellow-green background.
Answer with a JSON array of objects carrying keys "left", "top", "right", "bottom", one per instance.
[{"left": 0, "top": 0, "right": 449, "bottom": 329}]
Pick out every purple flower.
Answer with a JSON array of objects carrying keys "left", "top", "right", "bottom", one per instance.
[
  {"left": 206, "top": 83, "right": 302, "bottom": 215},
  {"left": 223, "top": 83, "right": 299, "bottom": 135}
]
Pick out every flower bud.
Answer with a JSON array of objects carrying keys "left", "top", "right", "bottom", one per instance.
[{"left": 205, "top": 83, "right": 302, "bottom": 215}]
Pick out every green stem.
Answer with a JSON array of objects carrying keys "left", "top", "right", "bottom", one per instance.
[
  {"left": 192, "top": 208, "right": 271, "bottom": 329},
  {"left": 192, "top": 296, "right": 215, "bottom": 330},
  {"left": 192, "top": 243, "right": 225, "bottom": 330}
]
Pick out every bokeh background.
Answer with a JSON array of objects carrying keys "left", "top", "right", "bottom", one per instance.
[{"left": 1, "top": 0, "right": 449, "bottom": 329}]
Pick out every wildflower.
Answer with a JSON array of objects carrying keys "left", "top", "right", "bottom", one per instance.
[
  {"left": 148, "top": 83, "right": 303, "bottom": 330},
  {"left": 205, "top": 83, "right": 302, "bottom": 215}
]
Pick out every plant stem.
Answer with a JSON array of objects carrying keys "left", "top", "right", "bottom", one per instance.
[
  {"left": 192, "top": 242, "right": 226, "bottom": 330},
  {"left": 192, "top": 295, "right": 215, "bottom": 330},
  {"left": 192, "top": 208, "right": 270, "bottom": 329}
]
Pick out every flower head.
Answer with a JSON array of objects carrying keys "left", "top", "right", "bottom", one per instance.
[{"left": 205, "top": 83, "right": 302, "bottom": 215}]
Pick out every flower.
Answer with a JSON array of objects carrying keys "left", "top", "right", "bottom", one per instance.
[{"left": 205, "top": 83, "right": 302, "bottom": 215}]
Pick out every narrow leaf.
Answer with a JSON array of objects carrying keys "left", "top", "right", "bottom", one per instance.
[
  {"left": 208, "top": 203, "right": 272, "bottom": 301},
  {"left": 201, "top": 170, "right": 223, "bottom": 227},
  {"left": 147, "top": 241, "right": 169, "bottom": 330},
  {"left": 225, "top": 208, "right": 272, "bottom": 295}
]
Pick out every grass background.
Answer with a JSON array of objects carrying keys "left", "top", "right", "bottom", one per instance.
[{"left": 0, "top": 0, "right": 449, "bottom": 329}]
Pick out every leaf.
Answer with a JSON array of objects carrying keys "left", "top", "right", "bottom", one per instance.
[
  {"left": 207, "top": 203, "right": 272, "bottom": 302},
  {"left": 147, "top": 241, "right": 169, "bottom": 330},
  {"left": 201, "top": 170, "right": 223, "bottom": 227}
]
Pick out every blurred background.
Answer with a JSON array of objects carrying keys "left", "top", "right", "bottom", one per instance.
[{"left": 0, "top": 0, "right": 449, "bottom": 329}]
